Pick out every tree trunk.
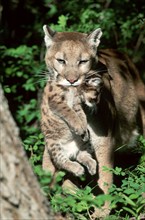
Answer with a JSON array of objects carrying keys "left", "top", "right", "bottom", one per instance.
[{"left": 0, "top": 84, "right": 58, "bottom": 220}]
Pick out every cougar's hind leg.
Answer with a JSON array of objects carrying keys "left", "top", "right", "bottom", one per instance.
[{"left": 42, "top": 146, "right": 56, "bottom": 175}]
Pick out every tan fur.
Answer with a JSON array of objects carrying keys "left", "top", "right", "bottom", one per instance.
[{"left": 41, "top": 26, "right": 145, "bottom": 218}]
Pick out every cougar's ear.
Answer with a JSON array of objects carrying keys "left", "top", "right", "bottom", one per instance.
[
  {"left": 88, "top": 28, "right": 102, "bottom": 48},
  {"left": 43, "top": 25, "right": 56, "bottom": 48}
]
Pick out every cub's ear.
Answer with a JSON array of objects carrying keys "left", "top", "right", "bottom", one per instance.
[
  {"left": 43, "top": 25, "right": 56, "bottom": 47},
  {"left": 88, "top": 28, "right": 102, "bottom": 48}
]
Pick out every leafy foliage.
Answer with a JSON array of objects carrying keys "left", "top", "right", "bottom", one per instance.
[
  {"left": 34, "top": 158, "right": 145, "bottom": 219},
  {"left": 109, "top": 165, "right": 145, "bottom": 219},
  {"left": 29, "top": 136, "right": 145, "bottom": 220},
  {"left": 0, "top": 44, "right": 45, "bottom": 138},
  {"left": 23, "top": 133, "right": 44, "bottom": 165}
]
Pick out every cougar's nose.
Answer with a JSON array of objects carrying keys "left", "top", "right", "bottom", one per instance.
[
  {"left": 65, "top": 75, "right": 80, "bottom": 84},
  {"left": 64, "top": 71, "right": 80, "bottom": 85},
  {"left": 67, "top": 78, "right": 78, "bottom": 84}
]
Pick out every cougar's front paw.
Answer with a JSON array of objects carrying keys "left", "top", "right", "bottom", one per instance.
[{"left": 91, "top": 204, "right": 111, "bottom": 220}]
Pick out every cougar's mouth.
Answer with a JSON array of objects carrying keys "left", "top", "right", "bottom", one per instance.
[{"left": 58, "top": 78, "right": 83, "bottom": 87}]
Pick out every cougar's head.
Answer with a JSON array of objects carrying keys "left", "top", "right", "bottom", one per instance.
[{"left": 43, "top": 25, "right": 102, "bottom": 87}]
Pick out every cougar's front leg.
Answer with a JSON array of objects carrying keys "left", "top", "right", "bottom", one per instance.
[
  {"left": 91, "top": 137, "right": 114, "bottom": 219},
  {"left": 96, "top": 140, "right": 114, "bottom": 194}
]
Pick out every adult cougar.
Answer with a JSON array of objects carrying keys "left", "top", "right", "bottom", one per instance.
[{"left": 41, "top": 25, "right": 145, "bottom": 218}]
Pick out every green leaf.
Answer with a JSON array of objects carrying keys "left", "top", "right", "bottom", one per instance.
[
  {"left": 55, "top": 171, "right": 66, "bottom": 182},
  {"left": 58, "top": 15, "right": 68, "bottom": 29},
  {"left": 33, "top": 145, "right": 38, "bottom": 151},
  {"left": 136, "top": 203, "right": 145, "bottom": 213},
  {"left": 121, "top": 194, "right": 136, "bottom": 206},
  {"left": 4, "top": 87, "right": 11, "bottom": 93},
  {"left": 123, "top": 207, "right": 137, "bottom": 217},
  {"left": 124, "top": 188, "right": 135, "bottom": 195},
  {"left": 129, "top": 193, "right": 139, "bottom": 200},
  {"left": 76, "top": 201, "right": 87, "bottom": 212}
]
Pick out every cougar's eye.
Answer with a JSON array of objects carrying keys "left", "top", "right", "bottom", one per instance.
[
  {"left": 79, "top": 60, "right": 89, "bottom": 65},
  {"left": 56, "top": 59, "right": 66, "bottom": 64}
]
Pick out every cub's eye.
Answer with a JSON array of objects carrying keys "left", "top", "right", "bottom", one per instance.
[
  {"left": 56, "top": 59, "right": 66, "bottom": 64},
  {"left": 79, "top": 60, "right": 89, "bottom": 65}
]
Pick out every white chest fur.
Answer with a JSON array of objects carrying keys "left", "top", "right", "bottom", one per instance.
[{"left": 60, "top": 140, "right": 79, "bottom": 159}]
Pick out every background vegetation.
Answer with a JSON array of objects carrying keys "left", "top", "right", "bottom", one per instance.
[{"left": 1, "top": 0, "right": 145, "bottom": 219}]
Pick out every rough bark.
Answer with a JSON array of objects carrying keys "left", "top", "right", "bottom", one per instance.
[{"left": 0, "top": 84, "right": 58, "bottom": 220}]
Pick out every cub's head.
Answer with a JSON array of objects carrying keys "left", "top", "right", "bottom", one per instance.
[
  {"left": 43, "top": 25, "right": 102, "bottom": 87},
  {"left": 81, "top": 74, "right": 103, "bottom": 107}
]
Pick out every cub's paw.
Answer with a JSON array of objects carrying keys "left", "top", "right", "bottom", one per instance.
[
  {"left": 69, "top": 118, "right": 88, "bottom": 138},
  {"left": 87, "top": 159, "right": 97, "bottom": 175},
  {"left": 81, "top": 129, "right": 90, "bottom": 142},
  {"left": 71, "top": 123, "right": 87, "bottom": 137},
  {"left": 72, "top": 162, "right": 85, "bottom": 177}
]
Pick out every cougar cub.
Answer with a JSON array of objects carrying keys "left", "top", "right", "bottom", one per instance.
[{"left": 41, "top": 75, "right": 102, "bottom": 176}]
